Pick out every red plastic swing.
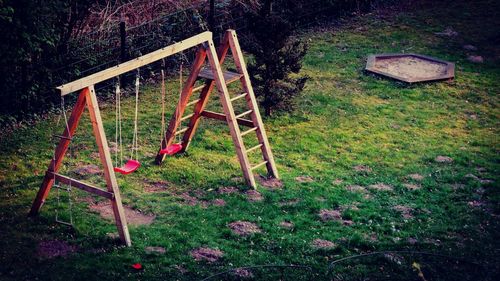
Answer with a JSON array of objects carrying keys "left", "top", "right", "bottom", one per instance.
[
  {"left": 159, "top": 143, "right": 183, "bottom": 155},
  {"left": 114, "top": 159, "right": 141, "bottom": 175}
]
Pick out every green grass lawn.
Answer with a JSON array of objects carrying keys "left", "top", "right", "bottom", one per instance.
[{"left": 0, "top": 1, "right": 499, "bottom": 280}]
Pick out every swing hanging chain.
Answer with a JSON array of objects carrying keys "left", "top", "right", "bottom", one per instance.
[
  {"left": 115, "top": 80, "right": 124, "bottom": 166},
  {"left": 131, "top": 69, "right": 140, "bottom": 160}
]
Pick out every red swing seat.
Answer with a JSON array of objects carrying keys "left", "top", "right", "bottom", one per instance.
[
  {"left": 114, "top": 159, "right": 141, "bottom": 175},
  {"left": 159, "top": 143, "right": 183, "bottom": 156}
]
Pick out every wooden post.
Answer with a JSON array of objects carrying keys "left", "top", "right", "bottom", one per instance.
[
  {"left": 120, "top": 21, "right": 127, "bottom": 63},
  {"left": 208, "top": 0, "right": 215, "bottom": 31},
  {"left": 29, "top": 89, "right": 88, "bottom": 216},
  {"left": 205, "top": 39, "right": 256, "bottom": 187},
  {"left": 85, "top": 86, "right": 131, "bottom": 246}
]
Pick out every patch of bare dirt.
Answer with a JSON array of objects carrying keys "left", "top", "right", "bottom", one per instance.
[
  {"left": 332, "top": 179, "right": 344, "bottom": 185},
  {"left": 218, "top": 186, "right": 239, "bottom": 194},
  {"left": 228, "top": 221, "right": 261, "bottom": 236},
  {"left": 143, "top": 180, "right": 170, "bottom": 193},
  {"left": 403, "top": 183, "right": 421, "bottom": 190},
  {"left": 339, "top": 203, "right": 360, "bottom": 212},
  {"left": 257, "top": 176, "right": 283, "bottom": 189},
  {"left": 319, "top": 209, "right": 342, "bottom": 222},
  {"left": 190, "top": 247, "right": 223, "bottom": 263},
  {"left": 73, "top": 164, "right": 101, "bottom": 176},
  {"left": 211, "top": 199, "right": 226, "bottom": 206},
  {"left": 353, "top": 165, "right": 372, "bottom": 173},
  {"left": 89, "top": 201, "right": 155, "bottom": 225},
  {"left": 342, "top": 219, "right": 354, "bottom": 226},
  {"left": 407, "top": 173, "right": 424, "bottom": 181},
  {"left": 368, "top": 183, "right": 393, "bottom": 191},
  {"left": 393, "top": 205, "right": 414, "bottom": 219},
  {"left": 233, "top": 268, "right": 254, "bottom": 278},
  {"left": 311, "top": 239, "right": 336, "bottom": 249},
  {"left": 145, "top": 246, "right": 166, "bottom": 254},
  {"left": 435, "top": 156, "right": 453, "bottom": 163},
  {"left": 345, "top": 185, "right": 367, "bottom": 193},
  {"left": 245, "top": 190, "right": 263, "bottom": 202},
  {"left": 465, "top": 174, "right": 494, "bottom": 184},
  {"left": 180, "top": 192, "right": 200, "bottom": 206},
  {"left": 279, "top": 221, "right": 294, "bottom": 229},
  {"left": 295, "top": 175, "right": 314, "bottom": 183},
  {"left": 37, "top": 240, "right": 78, "bottom": 259}
]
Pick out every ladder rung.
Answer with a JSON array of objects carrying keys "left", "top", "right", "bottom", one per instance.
[
  {"left": 192, "top": 85, "right": 205, "bottom": 92},
  {"left": 198, "top": 68, "right": 243, "bottom": 84},
  {"left": 175, "top": 127, "right": 189, "bottom": 135},
  {"left": 187, "top": 99, "right": 200, "bottom": 107},
  {"left": 181, "top": 113, "right": 194, "bottom": 122},
  {"left": 241, "top": 127, "right": 258, "bottom": 137},
  {"left": 235, "top": 110, "right": 252, "bottom": 119},
  {"left": 246, "top": 144, "right": 263, "bottom": 153},
  {"left": 251, "top": 161, "right": 268, "bottom": 170},
  {"left": 230, "top": 92, "right": 248, "bottom": 102}
]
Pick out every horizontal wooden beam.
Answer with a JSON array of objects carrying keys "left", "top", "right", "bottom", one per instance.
[
  {"left": 201, "top": 110, "right": 254, "bottom": 127},
  {"left": 57, "top": 31, "right": 213, "bottom": 96},
  {"left": 47, "top": 171, "right": 115, "bottom": 199}
]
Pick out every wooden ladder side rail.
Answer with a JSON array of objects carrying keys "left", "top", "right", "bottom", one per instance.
[
  {"left": 179, "top": 32, "right": 232, "bottom": 153},
  {"left": 154, "top": 46, "right": 208, "bottom": 164},
  {"left": 205, "top": 39, "right": 256, "bottom": 188},
  {"left": 85, "top": 86, "right": 131, "bottom": 246},
  {"left": 227, "top": 30, "right": 279, "bottom": 179},
  {"left": 29, "top": 88, "right": 88, "bottom": 216}
]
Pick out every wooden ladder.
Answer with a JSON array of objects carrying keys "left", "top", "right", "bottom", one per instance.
[{"left": 155, "top": 29, "right": 279, "bottom": 188}]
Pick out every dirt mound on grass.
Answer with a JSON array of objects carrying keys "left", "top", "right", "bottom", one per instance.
[
  {"left": 143, "top": 180, "right": 170, "bottom": 193},
  {"left": 218, "top": 186, "right": 239, "bottom": 194},
  {"left": 279, "top": 221, "right": 294, "bottom": 229},
  {"left": 257, "top": 176, "right": 283, "bottom": 189},
  {"left": 393, "top": 205, "right": 414, "bottom": 219},
  {"left": 368, "top": 183, "right": 393, "bottom": 191},
  {"left": 37, "top": 240, "right": 78, "bottom": 259},
  {"left": 353, "top": 165, "right": 372, "bottom": 173},
  {"left": 403, "top": 183, "right": 421, "bottom": 190},
  {"left": 311, "top": 239, "right": 336, "bottom": 249},
  {"left": 190, "top": 247, "right": 223, "bottom": 262},
  {"left": 435, "top": 156, "right": 453, "bottom": 163},
  {"left": 295, "top": 175, "right": 314, "bottom": 183},
  {"left": 407, "top": 173, "right": 424, "bottom": 181},
  {"left": 89, "top": 201, "right": 155, "bottom": 226},
  {"left": 245, "top": 190, "right": 263, "bottom": 202},
  {"left": 319, "top": 209, "right": 342, "bottom": 221},
  {"left": 346, "top": 185, "right": 367, "bottom": 193},
  {"left": 228, "top": 221, "right": 262, "bottom": 236}
]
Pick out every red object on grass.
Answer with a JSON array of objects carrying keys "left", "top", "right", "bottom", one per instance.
[
  {"left": 159, "top": 143, "right": 182, "bottom": 156},
  {"left": 132, "top": 263, "right": 142, "bottom": 270},
  {"left": 114, "top": 159, "right": 141, "bottom": 175}
]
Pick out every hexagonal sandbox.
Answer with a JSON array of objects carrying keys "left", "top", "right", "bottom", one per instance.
[{"left": 365, "top": 53, "right": 454, "bottom": 83}]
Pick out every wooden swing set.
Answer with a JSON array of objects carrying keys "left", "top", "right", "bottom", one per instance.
[{"left": 29, "top": 30, "right": 279, "bottom": 246}]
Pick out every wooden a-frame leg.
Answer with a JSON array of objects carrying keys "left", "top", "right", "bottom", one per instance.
[
  {"left": 180, "top": 33, "right": 232, "bottom": 152},
  {"left": 155, "top": 46, "right": 208, "bottom": 164},
  {"left": 86, "top": 86, "right": 131, "bottom": 246},
  {"left": 205, "top": 39, "right": 256, "bottom": 188},
  {"left": 29, "top": 89, "right": 88, "bottom": 216}
]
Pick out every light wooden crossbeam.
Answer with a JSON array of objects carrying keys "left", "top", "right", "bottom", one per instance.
[
  {"left": 47, "top": 172, "right": 114, "bottom": 199},
  {"left": 57, "top": 31, "right": 212, "bottom": 96}
]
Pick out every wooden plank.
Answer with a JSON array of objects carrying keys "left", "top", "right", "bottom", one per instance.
[
  {"left": 179, "top": 32, "right": 232, "bottom": 153},
  {"left": 155, "top": 46, "right": 208, "bottom": 164},
  {"left": 29, "top": 89, "right": 88, "bottom": 216},
  {"left": 205, "top": 38, "right": 256, "bottom": 188},
  {"left": 58, "top": 32, "right": 212, "bottom": 96},
  {"left": 198, "top": 68, "right": 243, "bottom": 84},
  {"left": 201, "top": 110, "right": 254, "bottom": 127},
  {"left": 227, "top": 29, "right": 279, "bottom": 179},
  {"left": 48, "top": 172, "right": 114, "bottom": 199},
  {"left": 85, "top": 86, "right": 131, "bottom": 246}
]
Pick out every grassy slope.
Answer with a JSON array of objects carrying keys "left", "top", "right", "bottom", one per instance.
[{"left": 0, "top": 0, "right": 499, "bottom": 280}]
